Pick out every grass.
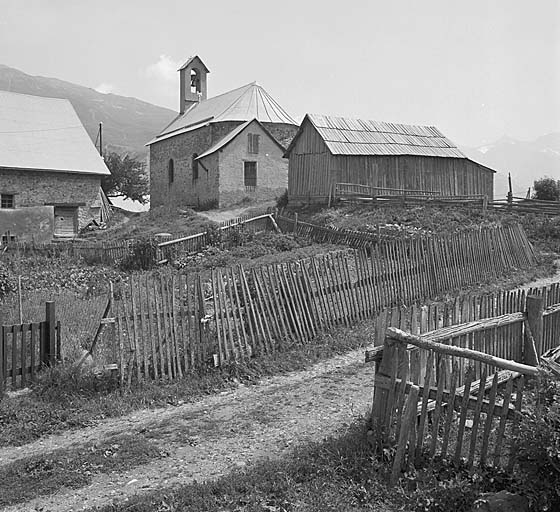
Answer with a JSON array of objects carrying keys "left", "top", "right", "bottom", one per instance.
[
  {"left": 88, "top": 421, "right": 401, "bottom": 512},
  {"left": 0, "top": 433, "right": 166, "bottom": 508},
  {"left": 0, "top": 320, "right": 372, "bottom": 448}
]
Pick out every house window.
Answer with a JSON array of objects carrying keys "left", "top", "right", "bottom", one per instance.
[
  {"left": 1, "top": 194, "right": 14, "bottom": 208},
  {"left": 168, "top": 159, "right": 174, "bottom": 185},
  {"left": 192, "top": 154, "right": 199, "bottom": 180},
  {"left": 248, "top": 133, "right": 259, "bottom": 154},
  {"left": 244, "top": 161, "right": 257, "bottom": 190}
]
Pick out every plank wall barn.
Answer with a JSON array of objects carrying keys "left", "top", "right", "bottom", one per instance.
[{"left": 285, "top": 114, "right": 495, "bottom": 204}]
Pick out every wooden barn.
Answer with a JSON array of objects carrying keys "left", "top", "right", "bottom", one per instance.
[{"left": 285, "top": 114, "right": 495, "bottom": 205}]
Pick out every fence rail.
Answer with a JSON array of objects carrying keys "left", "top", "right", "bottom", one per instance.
[
  {"left": 333, "top": 183, "right": 487, "bottom": 207},
  {"left": 490, "top": 196, "right": 560, "bottom": 215}
]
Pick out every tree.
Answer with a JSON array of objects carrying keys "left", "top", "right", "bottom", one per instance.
[
  {"left": 533, "top": 177, "right": 560, "bottom": 201},
  {"left": 101, "top": 152, "right": 149, "bottom": 204}
]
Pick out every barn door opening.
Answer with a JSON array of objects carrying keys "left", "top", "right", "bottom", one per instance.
[{"left": 54, "top": 206, "right": 78, "bottom": 237}]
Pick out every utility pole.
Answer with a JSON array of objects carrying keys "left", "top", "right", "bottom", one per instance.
[{"left": 98, "top": 122, "right": 103, "bottom": 157}]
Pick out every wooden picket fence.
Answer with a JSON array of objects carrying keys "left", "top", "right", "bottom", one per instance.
[
  {"left": 370, "top": 288, "right": 560, "bottom": 483},
  {"left": 157, "top": 213, "right": 276, "bottom": 264},
  {"left": 0, "top": 301, "right": 60, "bottom": 394},
  {"left": 1, "top": 212, "right": 275, "bottom": 266},
  {"left": 277, "top": 217, "right": 536, "bottom": 292},
  {"left": 108, "top": 231, "right": 542, "bottom": 385}
]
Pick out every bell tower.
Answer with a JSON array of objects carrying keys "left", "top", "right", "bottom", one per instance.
[{"left": 178, "top": 55, "right": 210, "bottom": 114}]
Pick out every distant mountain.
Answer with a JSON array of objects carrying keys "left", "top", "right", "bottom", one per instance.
[
  {"left": 0, "top": 64, "right": 177, "bottom": 157},
  {"left": 461, "top": 133, "right": 560, "bottom": 200}
]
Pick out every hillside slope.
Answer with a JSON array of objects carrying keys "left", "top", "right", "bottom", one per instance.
[
  {"left": 462, "top": 133, "right": 560, "bottom": 198},
  {"left": 0, "top": 64, "right": 176, "bottom": 156}
]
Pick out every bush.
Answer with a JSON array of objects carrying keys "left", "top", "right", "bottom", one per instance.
[
  {"left": 533, "top": 177, "right": 560, "bottom": 201},
  {"left": 511, "top": 374, "right": 560, "bottom": 510},
  {"left": 276, "top": 189, "right": 289, "bottom": 209},
  {"left": 0, "top": 261, "right": 16, "bottom": 299},
  {"left": 118, "top": 239, "right": 159, "bottom": 271}
]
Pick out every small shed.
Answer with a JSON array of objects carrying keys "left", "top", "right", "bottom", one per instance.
[{"left": 285, "top": 114, "right": 495, "bottom": 204}]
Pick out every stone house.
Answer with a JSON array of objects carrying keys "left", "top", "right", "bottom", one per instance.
[
  {"left": 147, "top": 56, "right": 298, "bottom": 209},
  {"left": 0, "top": 90, "right": 110, "bottom": 242}
]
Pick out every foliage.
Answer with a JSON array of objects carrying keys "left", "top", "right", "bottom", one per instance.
[
  {"left": 0, "top": 261, "right": 16, "bottom": 299},
  {"left": 276, "top": 189, "right": 289, "bottom": 209},
  {"left": 533, "top": 177, "right": 560, "bottom": 201},
  {"left": 204, "top": 223, "right": 223, "bottom": 247},
  {"left": 101, "top": 151, "right": 149, "bottom": 204},
  {"left": 118, "top": 239, "right": 159, "bottom": 271},
  {"left": 511, "top": 373, "right": 560, "bottom": 511}
]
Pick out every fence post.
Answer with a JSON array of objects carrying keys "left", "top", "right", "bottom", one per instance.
[
  {"left": 294, "top": 212, "right": 299, "bottom": 233},
  {"left": 526, "top": 295, "right": 544, "bottom": 361},
  {"left": 41, "top": 301, "right": 57, "bottom": 366}
]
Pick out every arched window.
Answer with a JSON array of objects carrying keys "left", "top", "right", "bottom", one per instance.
[
  {"left": 168, "top": 159, "right": 174, "bottom": 185},
  {"left": 192, "top": 154, "right": 199, "bottom": 180}
]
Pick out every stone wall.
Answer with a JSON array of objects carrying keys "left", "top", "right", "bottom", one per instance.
[
  {"left": 0, "top": 168, "right": 102, "bottom": 230},
  {"left": 217, "top": 121, "right": 288, "bottom": 207},
  {"left": 149, "top": 121, "right": 298, "bottom": 209},
  {"left": 149, "top": 125, "right": 219, "bottom": 209}
]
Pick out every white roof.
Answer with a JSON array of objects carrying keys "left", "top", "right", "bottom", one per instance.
[{"left": 0, "top": 90, "right": 110, "bottom": 175}]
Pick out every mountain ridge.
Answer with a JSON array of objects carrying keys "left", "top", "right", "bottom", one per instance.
[{"left": 0, "top": 64, "right": 177, "bottom": 157}]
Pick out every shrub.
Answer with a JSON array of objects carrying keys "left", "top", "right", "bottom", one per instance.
[
  {"left": 511, "top": 373, "right": 560, "bottom": 511},
  {"left": 533, "top": 177, "right": 560, "bottom": 201},
  {"left": 0, "top": 261, "right": 16, "bottom": 299},
  {"left": 276, "top": 189, "right": 289, "bottom": 209},
  {"left": 118, "top": 239, "right": 159, "bottom": 271},
  {"left": 204, "top": 223, "right": 223, "bottom": 247}
]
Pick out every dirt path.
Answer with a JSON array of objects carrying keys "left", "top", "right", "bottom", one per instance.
[{"left": 1, "top": 347, "right": 377, "bottom": 512}]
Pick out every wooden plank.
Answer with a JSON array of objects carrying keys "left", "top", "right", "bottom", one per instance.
[
  {"left": 480, "top": 371, "right": 499, "bottom": 466},
  {"left": 429, "top": 357, "right": 447, "bottom": 457},
  {"left": 467, "top": 366, "right": 488, "bottom": 467},
  {"left": 145, "top": 275, "right": 158, "bottom": 379},
  {"left": 171, "top": 275, "right": 183, "bottom": 378},
  {"left": 232, "top": 267, "right": 250, "bottom": 357},
  {"left": 153, "top": 277, "right": 166, "bottom": 378},
  {"left": 494, "top": 375, "right": 515, "bottom": 467},
  {"left": 440, "top": 360, "right": 459, "bottom": 457},
  {"left": 454, "top": 366, "right": 474, "bottom": 463},
  {"left": 159, "top": 275, "right": 174, "bottom": 379},
  {"left": 391, "top": 385, "right": 419, "bottom": 485}
]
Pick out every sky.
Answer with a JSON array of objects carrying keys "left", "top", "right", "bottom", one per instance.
[{"left": 0, "top": 0, "right": 558, "bottom": 147}]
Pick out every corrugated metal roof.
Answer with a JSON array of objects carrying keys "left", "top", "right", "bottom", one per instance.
[
  {"left": 150, "top": 82, "right": 296, "bottom": 144},
  {"left": 305, "top": 113, "right": 465, "bottom": 158},
  {"left": 0, "top": 90, "right": 110, "bottom": 175}
]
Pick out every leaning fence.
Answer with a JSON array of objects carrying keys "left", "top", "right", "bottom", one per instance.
[
  {"left": 104, "top": 220, "right": 539, "bottom": 385},
  {"left": 369, "top": 286, "right": 560, "bottom": 483}
]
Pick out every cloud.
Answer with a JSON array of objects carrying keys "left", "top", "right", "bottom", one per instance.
[
  {"left": 95, "top": 82, "right": 116, "bottom": 94},
  {"left": 143, "top": 55, "right": 181, "bottom": 110}
]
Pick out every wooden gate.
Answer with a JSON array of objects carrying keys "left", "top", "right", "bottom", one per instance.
[{"left": 371, "top": 327, "right": 539, "bottom": 484}]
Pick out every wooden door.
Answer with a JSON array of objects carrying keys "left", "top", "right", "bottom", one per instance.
[{"left": 54, "top": 207, "right": 77, "bottom": 237}]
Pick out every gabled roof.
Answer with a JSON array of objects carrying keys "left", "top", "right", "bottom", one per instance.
[
  {"left": 149, "top": 82, "right": 296, "bottom": 144},
  {"left": 177, "top": 55, "right": 210, "bottom": 73},
  {"left": 285, "top": 113, "right": 466, "bottom": 159},
  {"left": 0, "top": 90, "right": 110, "bottom": 175},
  {"left": 196, "top": 118, "right": 286, "bottom": 160}
]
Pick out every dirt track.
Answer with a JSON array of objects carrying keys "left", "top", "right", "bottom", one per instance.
[{"left": 0, "top": 346, "right": 377, "bottom": 512}]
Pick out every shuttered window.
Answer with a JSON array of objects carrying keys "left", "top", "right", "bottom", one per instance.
[
  {"left": 1, "top": 194, "right": 14, "bottom": 208},
  {"left": 244, "top": 161, "right": 257, "bottom": 188},
  {"left": 248, "top": 133, "right": 259, "bottom": 154}
]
